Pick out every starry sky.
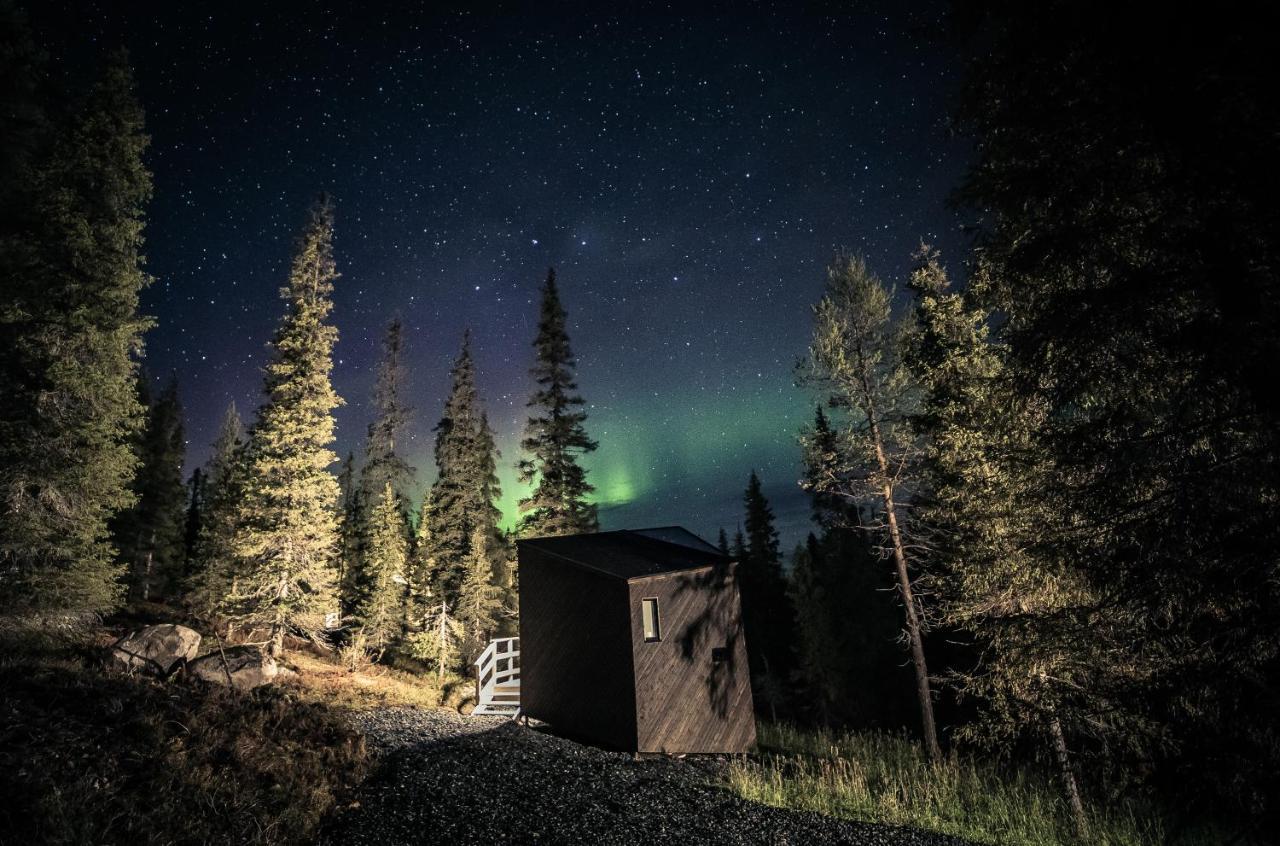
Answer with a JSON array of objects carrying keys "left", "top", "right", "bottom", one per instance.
[{"left": 43, "top": 1, "right": 969, "bottom": 549}]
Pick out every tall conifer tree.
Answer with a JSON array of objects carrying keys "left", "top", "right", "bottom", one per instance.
[
  {"left": 0, "top": 45, "right": 152, "bottom": 615},
  {"left": 416, "top": 332, "right": 501, "bottom": 601},
  {"left": 455, "top": 525, "right": 503, "bottom": 664},
  {"left": 517, "top": 269, "right": 598, "bottom": 537},
  {"left": 115, "top": 373, "right": 186, "bottom": 600},
  {"left": 802, "top": 252, "right": 941, "bottom": 763},
  {"left": 227, "top": 196, "right": 343, "bottom": 657},
  {"left": 188, "top": 402, "right": 243, "bottom": 616},
  {"left": 738, "top": 471, "right": 795, "bottom": 700},
  {"left": 352, "top": 482, "right": 408, "bottom": 657}
]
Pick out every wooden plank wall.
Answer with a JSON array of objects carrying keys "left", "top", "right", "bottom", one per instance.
[
  {"left": 628, "top": 562, "right": 757, "bottom": 754},
  {"left": 518, "top": 547, "right": 638, "bottom": 750}
]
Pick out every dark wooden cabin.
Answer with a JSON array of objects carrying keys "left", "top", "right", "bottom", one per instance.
[{"left": 517, "top": 527, "right": 756, "bottom": 754}]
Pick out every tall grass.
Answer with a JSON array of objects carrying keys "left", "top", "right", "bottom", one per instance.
[{"left": 726, "top": 723, "right": 1213, "bottom": 846}]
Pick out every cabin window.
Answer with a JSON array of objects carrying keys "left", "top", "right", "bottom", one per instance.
[{"left": 641, "top": 598, "right": 661, "bottom": 642}]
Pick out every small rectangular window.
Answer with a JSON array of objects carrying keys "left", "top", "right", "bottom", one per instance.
[{"left": 641, "top": 598, "right": 661, "bottom": 642}]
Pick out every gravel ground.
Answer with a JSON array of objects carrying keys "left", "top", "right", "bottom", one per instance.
[{"left": 320, "top": 707, "right": 982, "bottom": 846}]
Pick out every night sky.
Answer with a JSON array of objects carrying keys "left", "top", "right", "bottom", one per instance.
[{"left": 44, "top": 1, "right": 969, "bottom": 548}]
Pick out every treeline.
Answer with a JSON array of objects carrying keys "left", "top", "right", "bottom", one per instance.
[
  {"left": 0, "top": 9, "right": 600, "bottom": 679},
  {"left": 131, "top": 207, "right": 598, "bottom": 675},
  {"left": 721, "top": 4, "right": 1280, "bottom": 839}
]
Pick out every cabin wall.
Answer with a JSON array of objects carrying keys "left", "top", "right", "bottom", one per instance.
[
  {"left": 628, "top": 563, "right": 757, "bottom": 754},
  {"left": 518, "top": 547, "right": 638, "bottom": 750}
]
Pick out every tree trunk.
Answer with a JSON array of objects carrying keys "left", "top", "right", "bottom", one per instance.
[
  {"left": 1048, "top": 713, "right": 1088, "bottom": 838},
  {"left": 882, "top": 479, "right": 942, "bottom": 763},
  {"left": 855, "top": 340, "right": 947, "bottom": 762}
]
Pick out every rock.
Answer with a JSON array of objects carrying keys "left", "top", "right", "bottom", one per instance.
[
  {"left": 188, "top": 645, "right": 281, "bottom": 689},
  {"left": 109, "top": 624, "right": 202, "bottom": 676}
]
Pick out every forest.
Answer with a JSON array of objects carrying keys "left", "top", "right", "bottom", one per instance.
[{"left": 2, "top": 2, "right": 1278, "bottom": 845}]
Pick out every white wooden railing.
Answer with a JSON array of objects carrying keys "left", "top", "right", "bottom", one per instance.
[{"left": 473, "top": 637, "right": 521, "bottom": 716}]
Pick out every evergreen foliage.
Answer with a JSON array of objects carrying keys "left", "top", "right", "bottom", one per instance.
[
  {"left": 738, "top": 471, "right": 794, "bottom": 696},
  {"left": 406, "top": 597, "right": 462, "bottom": 682},
  {"left": 415, "top": 332, "right": 501, "bottom": 602},
  {"left": 226, "top": 196, "right": 343, "bottom": 656},
  {"left": 344, "top": 319, "right": 414, "bottom": 623},
  {"left": 188, "top": 402, "right": 243, "bottom": 618},
  {"left": 114, "top": 374, "right": 186, "bottom": 600},
  {"left": 351, "top": 482, "right": 408, "bottom": 657},
  {"left": 183, "top": 468, "right": 204, "bottom": 574},
  {"left": 802, "top": 252, "right": 941, "bottom": 762},
  {"left": 517, "top": 268, "right": 598, "bottom": 537},
  {"left": 951, "top": 3, "right": 1280, "bottom": 826},
  {"left": 359, "top": 318, "right": 414, "bottom": 509},
  {"left": 454, "top": 525, "right": 503, "bottom": 665},
  {"left": 335, "top": 451, "right": 364, "bottom": 617},
  {"left": 0, "top": 33, "right": 152, "bottom": 616}
]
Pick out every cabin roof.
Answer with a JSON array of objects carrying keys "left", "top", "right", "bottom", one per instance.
[{"left": 517, "top": 527, "right": 728, "bottom": 581}]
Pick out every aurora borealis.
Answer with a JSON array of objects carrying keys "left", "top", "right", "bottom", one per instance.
[{"left": 42, "top": 1, "right": 968, "bottom": 547}]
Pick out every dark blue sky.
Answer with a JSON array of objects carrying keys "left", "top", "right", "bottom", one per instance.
[{"left": 46, "top": 1, "right": 969, "bottom": 549}]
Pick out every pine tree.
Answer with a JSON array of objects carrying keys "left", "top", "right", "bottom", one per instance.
[
  {"left": 115, "top": 373, "right": 186, "bottom": 600},
  {"left": 801, "top": 252, "right": 941, "bottom": 763},
  {"left": 227, "top": 196, "right": 343, "bottom": 657},
  {"left": 517, "top": 268, "right": 598, "bottom": 537},
  {"left": 352, "top": 482, "right": 408, "bottom": 657},
  {"left": 415, "top": 332, "right": 501, "bottom": 602},
  {"left": 188, "top": 402, "right": 243, "bottom": 618},
  {"left": 0, "top": 44, "right": 151, "bottom": 616},
  {"left": 455, "top": 525, "right": 503, "bottom": 665},
  {"left": 717, "top": 528, "right": 730, "bottom": 556},
  {"left": 738, "top": 470, "right": 794, "bottom": 713}
]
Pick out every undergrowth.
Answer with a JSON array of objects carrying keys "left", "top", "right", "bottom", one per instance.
[
  {"left": 0, "top": 622, "right": 368, "bottom": 845},
  {"left": 726, "top": 723, "right": 1222, "bottom": 846}
]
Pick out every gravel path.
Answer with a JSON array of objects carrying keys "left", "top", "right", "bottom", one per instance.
[{"left": 321, "top": 707, "right": 982, "bottom": 846}]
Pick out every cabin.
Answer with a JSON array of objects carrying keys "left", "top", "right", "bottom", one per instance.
[{"left": 473, "top": 527, "right": 756, "bottom": 755}]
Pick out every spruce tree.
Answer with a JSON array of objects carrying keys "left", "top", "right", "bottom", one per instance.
[
  {"left": 183, "top": 467, "right": 204, "bottom": 574},
  {"left": 228, "top": 196, "right": 343, "bottom": 657},
  {"left": 717, "top": 528, "right": 730, "bottom": 556},
  {"left": 738, "top": 471, "right": 794, "bottom": 708},
  {"left": 352, "top": 482, "right": 408, "bottom": 657},
  {"left": 455, "top": 525, "right": 503, "bottom": 665},
  {"left": 347, "top": 319, "right": 414, "bottom": 617},
  {"left": 408, "top": 595, "right": 462, "bottom": 681},
  {"left": 0, "top": 45, "right": 151, "bottom": 616},
  {"left": 908, "top": 247, "right": 1111, "bottom": 830},
  {"left": 188, "top": 402, "right": 243, "bottom": 618},
  {"left": 415, "top": 332, "right": 500, "bottom": 601},
  {"left": 802, "top": 252, "right": 941, "bottom": 763},
  {"left": 115, "top": 373, "right": 186, "bottom": 600},
  {"left": 956, "top": 7, "right": 1280, "bottom": 823},
  {"left": 336, "top": 451, "right": 362, "bottom": 615},
  {"left": 517, "top": 268, "right": 598, "bottom": 537},
  {"left": 359, "top": 318, "right": 414, "bottom": 508}
]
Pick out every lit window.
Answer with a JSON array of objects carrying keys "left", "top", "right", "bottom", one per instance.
[{"left": 641, "top": 598, "right": 661, "bottom": 642}]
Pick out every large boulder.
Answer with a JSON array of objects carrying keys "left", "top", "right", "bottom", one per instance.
[
  {"left": 110, "top": 624, "right": 202, "bottom": 676},
  {"left": 188, "top": 645, "right": 283, "bottom": 690}
]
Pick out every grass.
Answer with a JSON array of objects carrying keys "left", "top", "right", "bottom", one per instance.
[
  {"left": 282, "top": 648, "right": 474, "bottom": 712},
  {"left": 725, "top": 723, "right": 1217, "bottom": 846}
]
